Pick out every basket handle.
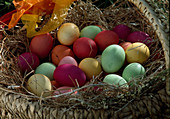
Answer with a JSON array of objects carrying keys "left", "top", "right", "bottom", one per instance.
[{"left": 128, "top": 0, "right": 169, "bottom": 95}]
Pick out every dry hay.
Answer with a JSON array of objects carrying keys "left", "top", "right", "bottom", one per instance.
[{"left": 0, "top": 0, "right": 169, "bottom": 111}]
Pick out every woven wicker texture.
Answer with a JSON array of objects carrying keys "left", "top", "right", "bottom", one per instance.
[{"left": 0, "top": 0, "right": 169, "bottom": 118}]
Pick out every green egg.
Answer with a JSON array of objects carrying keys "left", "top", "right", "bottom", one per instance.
[
  {"left": 35, "top": 62, "right": 56, "bottom": 80},
  {"left": 103, "top": 74, "right": 128, "bottom": 88},
  {"left": 122, "top": 63, "right": 145, "bottom": 82},
  {"left": 101, "top": 45, "right": 125, "bottom": 73},
  {"left": 80, "top": 25, "right": 102, "bottom": 40}
]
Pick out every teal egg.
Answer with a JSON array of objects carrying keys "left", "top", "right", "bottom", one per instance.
[
  {"left": 103, "top": 74, "right": 128, "bottom": 88},
  {"left": 80, "top": 25, "right": 102, "bottom": 40},
  {"left": 101, "top": 45, "right": 125, "bottom": 73},
  {"left": 35, "top": 62, "right": 56, "bottom": 80},
  {"left": 122, "top": 63, "right": 145, "bottom": 82}
]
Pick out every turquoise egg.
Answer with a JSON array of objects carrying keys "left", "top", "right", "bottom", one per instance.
[
  {"left": 35, "top": 62, "right": 56, "bottom": 80},
  {"left": 101, "top": 45, "right": 125, "bottom": 73},
  {"left": 103, "top": 74, "right": 128, "bottom": 88},
  {"left": 80, "top": 25, "right": 102, "bottom": 40},
  {"left": 122, "top": 63, "right": 145, "bottom": 82}
]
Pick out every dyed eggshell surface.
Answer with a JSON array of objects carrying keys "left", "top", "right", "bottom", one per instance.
[
  {"left": 126, "top": 42, "right": 150, "bottom": 64},
  {"left": 113, "top": 24, "right": 131, "bottom": 40},
  {"left": 80, "top": 25, "right": 102, "bottom": 40},
  {"left": 79, "top": 58, "right": 102, "bottom": 80},
  {"left": 53, "top": 86, "right": 74, "bottom": 95},
  {"left": 54, "top": 64, "right": 86, "bottom": 87},
  {"left": 122, "top": 63, "right": 145, "bottom": 82},
  {"left": 101, "top": 45, "right": 125, "bottom": 73},
  {"left": 94, "top": 30, "right": 119, "bottom": 51},
  {"left": 29, "top": 33, "right": 53, "bottom": 58},
  {"left": 18, "top": 52, "right": 40, "bottom": 72},
  {"left": 73, "top": 37, "right": 98, "bottom": 59},
  {"left": 119, "top": 42, "right": 132, "bottom": 51},
  {"left": 35, "top": 62, "right": 56, "bottom": 80},
  {"left": 58, "top": 56, "right": 78, "bottom": 66},
  {"left": 103, "top": 74, "right": 128, "bottom": 88},
  {"left": 26, "top": 74, "right": 52, "bottom": 97},
  {"left": 51, "top": 45, "right": 74, "bottom": 65},
  {"left": 57, "top": 23, "right": 80, "bottom": 45}
]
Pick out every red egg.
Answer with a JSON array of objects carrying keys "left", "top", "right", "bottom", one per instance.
[
  {"left": 58, "top": 56, "right": 78, "bottom": 66},
  {"left": 73, "top": 37, "right": 98, "bottom": 59},
  {"left": 54, "top": 64, "right": 86, "bottom": 87},
  {"left": 18, "top": 52, "right": 40, "bottom": 72},
  {"left": 51, "top": 80, "right": 60, "bottom": 89},
  {"left": 113, "top": 24, "right": 131, "bottom": 40},
  {"left": 29, "top": 33, "right": 53, "bottom": 58},
  {"left": 126, "top": 31, "right": 153, "bottom": 46},
  {"left": 94, "top": 30, "right": 119, "bottom": 51},
  {"left": 119, "top": 42, "right": 132, "bottom": 51}
]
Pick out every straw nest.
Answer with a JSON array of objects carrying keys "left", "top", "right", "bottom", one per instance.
[{"left": 0, "top": 0, "right": 169, "bottom": 118}]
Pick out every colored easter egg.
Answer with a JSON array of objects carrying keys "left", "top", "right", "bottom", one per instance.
[
  {"left": 126, "top": 42, "right": 150, "bottom": 64},
  {"left": 119, "top": 42, "right": 132, "bottom": 51},
  {"left": 79, "top": 58, "right": 102, "bottom": 80},
  {"left": 80, "top": 25, "right": 102, "bottom": 40},
  {"left": 58, "top": 56, "right": 78, "bottom": 66},
  {"left": 73, "top": 37, "right": 98, "bottom": 59},
  {"left": 94, "top": 30, "right": 119, "bottom": 51},
  {"left": 35, "top": 62, "right": 56, "bottom": 80},
  {"left": 51, "top": 45, "right": 74, "bottom": 65},
  {"left": 18, "top": 52, "right": 40, "bottom": 72},
  {"left": 57, "top": 23, "right": 80, "bottom": 45},
  {"left": 101, "top": 45, "right": 125, "bottom": 73},
  {"left": 26, "top": 74, "right": 52, "bottom": 97},
  {"left": 53, "top": 64, "right": 86, "bottom": 87},
  {"left": 29, "top": 33, "right": 53, "bottom": 58},
  {"left": 103, "top": 74, "right": 128, "bottom": 88},
  {"left": 122, "top": 63, "right": 145, "bottom": 82}
]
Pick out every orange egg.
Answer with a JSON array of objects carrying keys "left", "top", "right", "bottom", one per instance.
[{"left": 51, "top": 45, "right": 74, "bottom": 65}]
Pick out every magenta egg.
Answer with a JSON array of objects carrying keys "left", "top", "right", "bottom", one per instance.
[
  {"left": 18, "top": 52, "right": 40, "bottom": 72},
  {"left": 126, "top": 31, "right": 153, "bottom": 46},
  {"left": 58, "top": 56, "right": 78, "bottom": 66},
  {"left": 54, "top": 64, "right": 86, "bottom": 87},
  {"left": 113, "top": 24, "right": 131, "bottom": 40}
]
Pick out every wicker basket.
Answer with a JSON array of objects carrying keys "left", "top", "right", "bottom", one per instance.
[{"left": 0, "top": 0, "right": 169, "bottom": 118}]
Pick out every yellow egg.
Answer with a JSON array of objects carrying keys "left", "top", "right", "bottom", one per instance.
[
  {"left": 57, "top": 23, "right": 80, "bottom": 45},
  {"left": 79, "top": 58, "right": 102, "bottom": 80},
  {"left": 26, "top": 74, "right": 52, "bottom": 97},
  {"left": 126, "top": 42, "right": 150, "bottom": 64}
]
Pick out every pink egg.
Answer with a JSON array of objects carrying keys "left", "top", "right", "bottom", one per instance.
[
  {"left": 119, "top": 42, "right": 132, "bottom": 51},
  {"left": 113, "top": 24, "right": 131, "bottom": 40},
  {"left": 54, "top": 64, "right": 86, "bottom": 87},
  {"left": 18, "top": 52, "right": 40, "bottom": 72},
  {"left": 58, "top": 56, "right": 78, "bottom": 66},
  {"left": 126, "top": 31, "right": 153, "bottom": 46},
  {"left": 73, "top": 37, "right": 98, "bottom": 59},
  {"left": 53, "top": 86, "right": 74, "bottom": 95}
]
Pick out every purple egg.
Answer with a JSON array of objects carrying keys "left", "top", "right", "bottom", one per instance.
[
  {"left": 54, "top": 64, "right": 86, "bottom": 87},
  {"left": 126, "top": 31, "right": 153, "bottom": 46},
  {"left": 18, "top": 52, "right": 40, "bottom": 72},
  {"left": 113, "top": 24, "right": 131, "bottom": 40}
]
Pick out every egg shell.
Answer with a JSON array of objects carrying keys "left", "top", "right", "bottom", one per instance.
[
  {"left": 51, "top": 45, "right": 74, "bottom": 65},
  {"left": 103, "top": 74, "right": 128, "bottom": 88},
  {"left": 126, "top": 31, "right": 153, "bottom": 46},
  {"left": 58, "top": 56, "right": 78, "bottom": 66},
  {"left": 54, "top": 64, "right": 86, "bottom": 87},
  {"left": 35, "top": 62, "right": 56, "bottom": 80},
  {"left": 80, "top": 25, "right": 102, "bottom": 40},
  {"left": 122, "top": 63, "right": 145, "bottom": 82},
  {"left": 57, "top": 23, "right": 80, "bottom": 45},
  {"left": 51, "top": 80, "right": 60, "bottom": 89},
  {"left": 53, "top": 86, "right": 74, "bottom": 95},
  {"left": 119, "top": 42, "right": 132, "bottom": 51},
  {"left": 94, "top": 30, "right": 119, "bottom": 51},
  {"left": 101, "top": 45, "right": 125, "bottom": 73},
  {"left": 26, "top": 74, "right": 52, "bottom": 97},
  {"left": 126, "top": 42, "right": 150, "bottom": 64},
  {"left": 73, "top": 37, "right": 98, "bottom": 59},
  {"left": 113, "top": 24, "right": 131, "bottom": 40},
  {"left": 79, "top": 58, "right": 102, "bottom": 80},
  {"left": 18, "top": 52, "right": 40, "bottom": 72},
  {"left": 29, "top": 33, "right": 53, "bottom": 58}
]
